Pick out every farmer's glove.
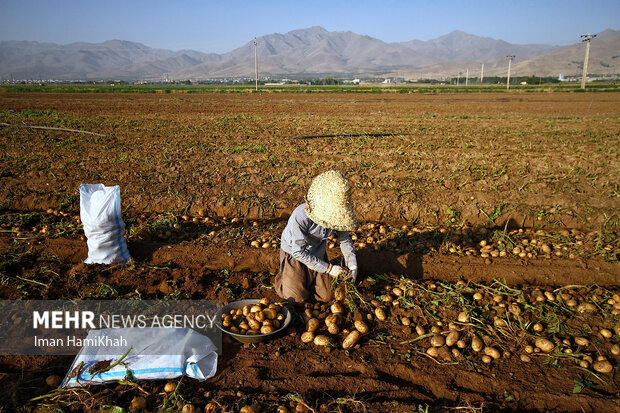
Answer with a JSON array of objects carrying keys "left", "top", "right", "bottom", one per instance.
[
  {"left": 328, "top": 265, "right": 345, "bottom": 279},
  {"left": 347, "top": 266, "right": 358, "bottom": 283}
]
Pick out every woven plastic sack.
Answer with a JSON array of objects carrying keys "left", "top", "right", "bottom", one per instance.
[
  {"left": 61, "top": 328, "right": 218, "bottom": 387},
  {"left": 80, "top": 183, "right": 131, "bottom": 264}
]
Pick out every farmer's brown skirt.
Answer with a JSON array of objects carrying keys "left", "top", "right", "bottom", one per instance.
[{"left": 274, "top": 250, "right": 332, "bottom": 303}]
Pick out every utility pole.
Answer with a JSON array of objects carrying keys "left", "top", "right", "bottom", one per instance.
[
  {"left": 456, "top": 72, "right": 461, "bottom": 86},
  {"left": 506, "top": 55, "right": 515, "bottom": 90},
  {"left": 254, "top": 37, "right": 258, "bottom": 91},
  {"left": 465, "top": 69, "right": 469, "bottom": 86},
  {"left": 480, "top": 64, "right": 484, "bottom": 85},
  {"left": 580, "top": 33, "right": 596, "bottom": 89}
]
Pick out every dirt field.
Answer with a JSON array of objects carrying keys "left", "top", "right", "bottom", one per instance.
[{"left": 0, "top": 90, "right": 619, "bottom": 412}]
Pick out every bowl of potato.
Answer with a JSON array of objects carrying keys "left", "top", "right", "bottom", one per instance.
[{"left": 215, "top": 298, "right": 291, "bottom": 343}]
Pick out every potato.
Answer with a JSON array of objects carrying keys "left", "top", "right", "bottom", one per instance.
[
  {"left": 611, "top": 344, "right": 620, "bottom": 356},
  {"left": 426, "top": 347, "right": 439, "bottom": 357},
  {"left": 535, "top": 337, "right": 554, "bottom": 352},
  {"left": 600, "top": 328, "right": 613, "bottom": 339},
  {"left": 457, "top": 311, "right": 469, "bottom": 323},
  {"left": 392, "top": 287, "right": 403, "bottom": 297},
  {"left": 415, "top": 325, "right": 426, "bottom": 336},
  {"left": 313, "top": 335, "right": 331, "bottom": 346},
  {"left": 520, "top": 354, "right": 531, "bottom": 363},
  {"left": 593, "top": 360, "right": 613, "bottom": 374},
  {"left": 328, "top": 323, "right": 339, "bottom": 335},
  {"left": 164, "top": 382, "right": 176, "bottom": 392},
  {"left": 181, "top": 404, "right": 197, "bottom": 413},
  {"left": 301, "top": 331, "right": 315, "bottom": 343},
  {"left": 254, "top": 311, "right": 265, "bottom": 322},
  {"left": 276, "top": 313, "right": 285, "bottom": 321},
  {"left": 401, "top": 317, "right": 411, "bottom": 326},
  {"left": 325, "top": 314, "right": 341, "bottom": 326},
  {"left": 331, "top": 302, "right": 345, "bottom": 315},
  {"left": 334, "top": 286, "right": 346, "bottom": 302},
  {"left": 306, "top": 318, "right": 320, "bottom": 332},
  {"left": 239, "top": 321, "right": 250, "bottom": 330},
  {"left": 577, "top": 302, "right": 597, "bottom": 313},
  {"left": 259, "top": 297, "right": 270, "bottom": 306},
  {"left": 484, "top": 346, "right": 501, "bottom": 360},
  {"left": 263, "top": 308, "right": 277, "bottom": 320},
  {"left": 428, "top": 334, "right": 444, "bottom": 347},
  {"left": 272, "top": 320, "right": 281, "bottom": 329},
  {"left": 240, "top": 405, "right": 260, "bottom": 413},
  {"left": 374, "top": 307, "right": 386, "bottom": 321},
  {"left": 481, "top": 355, "right": 492, "bottom": 364},
  {"left": 45, "top": 375, "right": 61, "bottom": 387},
  {"left": 354, "top": 320, "right": 369, "bottom": 334},
  {"left": 533, "top": 323, "right": 544, "bottom": 332},
  {"left": 248, "top": 319, "right": 260, "bottom": 330},
  {"left": 445, "top": 331, "right": 459, "bottom": 347},
  {"left": 250, "top": 305, "right": 262, "bottom": 313},
  {"left": 574, "top": 337, "right": 589, "bottom": 347},
  {"left": 471, "top": 337, "right": 483, "bottom": 352},
  {"left": 342, "top": 330, "right": 361, "bottom": 349},
  {"left": 130, "top": 396, "right": 147, "bottom": 412},
  {"left": 260, "top": 325, "right": 274, "bottom": 334}
]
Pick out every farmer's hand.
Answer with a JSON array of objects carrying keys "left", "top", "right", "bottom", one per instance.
[
  {"left": 347, "top": 266, "right": 358, "bottom": 283},
  {"left": 328, "top": 265, "right": 345, "bottom": 278}
]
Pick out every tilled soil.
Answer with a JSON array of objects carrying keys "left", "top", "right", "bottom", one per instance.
[{"left": 0, "top": 90, "right": 618, "bottom": 412}]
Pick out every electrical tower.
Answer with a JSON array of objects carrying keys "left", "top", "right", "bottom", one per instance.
[
  {"left": 580, "top": 34, "right": 596, "bottom": 89},
  {"left": 506, "top": 56, "right": 515, "bottom": 90}
]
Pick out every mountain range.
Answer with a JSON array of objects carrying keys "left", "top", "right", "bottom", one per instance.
[{"left": 1, "top": 26, "right": 618, "bottom": 81}]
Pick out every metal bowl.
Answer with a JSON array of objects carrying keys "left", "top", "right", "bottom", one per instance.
[{"left": 215, "top": 299, "right": 292, "bottom": 343}]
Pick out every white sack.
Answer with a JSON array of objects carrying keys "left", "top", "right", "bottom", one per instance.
[
  {"left": 80, "top": 183, "right": 131, "bottom": 264},
  {"left": 62, "top": 328, "right": 218, "bottom": 387}
]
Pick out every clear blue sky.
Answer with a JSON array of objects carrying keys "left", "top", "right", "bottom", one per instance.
[{"left": 0, "top": 0, "right": 618, "bottom": 53}]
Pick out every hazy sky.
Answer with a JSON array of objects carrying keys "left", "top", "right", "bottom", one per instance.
[{"left": 0, "top": 0, "right": 618, "bottom": 53}]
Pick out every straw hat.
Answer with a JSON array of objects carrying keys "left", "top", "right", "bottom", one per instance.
[{"left": 305, "top": 170, "right": 359, "bottom": 231}]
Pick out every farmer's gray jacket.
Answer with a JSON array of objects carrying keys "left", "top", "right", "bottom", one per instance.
[{"left": 280, "top": 203, "right": 357, "bottom": 273}]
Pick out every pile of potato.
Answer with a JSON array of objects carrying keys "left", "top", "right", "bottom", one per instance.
[
  {"left": 222, "top": 298, "right": 286, "bottom": 336},
  {"left": 299, "top": 301, "right": 370, "bottom": 350}
]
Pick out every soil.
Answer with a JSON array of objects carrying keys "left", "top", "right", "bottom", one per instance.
[{"left": 0, "top": 90, "right": 618, "bottom": 412}]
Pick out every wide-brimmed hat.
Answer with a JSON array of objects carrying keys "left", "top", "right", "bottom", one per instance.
[{"left": 305, "top": 170, "right": 359, "bottom": 231}]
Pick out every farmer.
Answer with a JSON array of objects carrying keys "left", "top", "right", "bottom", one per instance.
[{"left": 274, "top": 170, "right": 359, "bottom": 303}]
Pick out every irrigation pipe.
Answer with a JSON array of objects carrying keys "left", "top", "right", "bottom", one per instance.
[
  {"left": 0, "top": 122, "right": 107, "bottom": 137},
  {"left": 287, "top": 132, "right": 415, "bottom": 140}
]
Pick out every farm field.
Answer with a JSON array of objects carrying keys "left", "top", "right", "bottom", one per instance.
[{"left": 0, "top": 90, "right": 619, "bottom": 412}]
